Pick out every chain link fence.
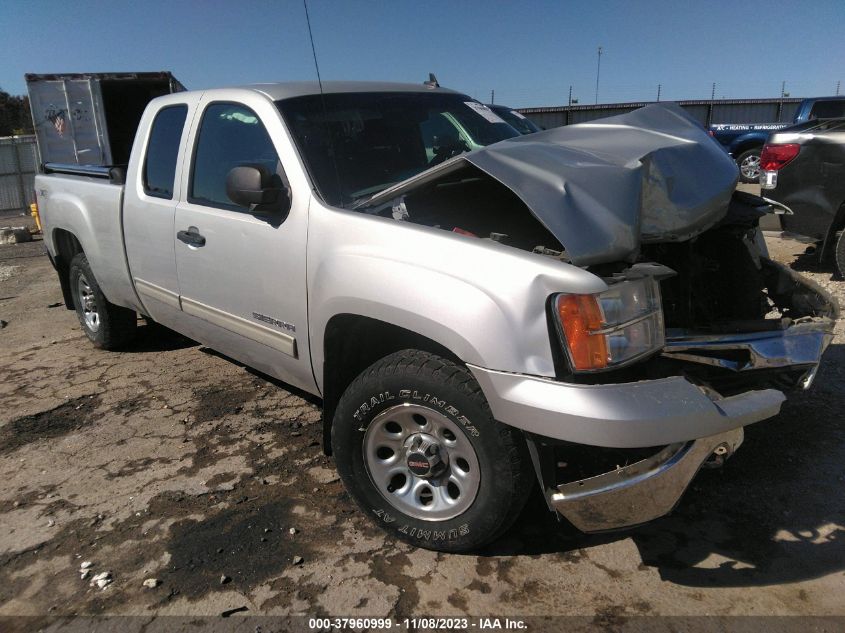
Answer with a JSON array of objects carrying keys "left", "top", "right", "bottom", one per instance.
[{"left": 0, "top": 135, "right": 39, "bottom": 217}]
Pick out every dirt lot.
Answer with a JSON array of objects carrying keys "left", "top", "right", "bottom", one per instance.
[{"left": 0, "top": 229, "right": 843, "bottom": 621}]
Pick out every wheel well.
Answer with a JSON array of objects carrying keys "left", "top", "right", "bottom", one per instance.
[
  {"left": 52, "top": 229, "right": 84, "bottom": 310},
  {"left": 733, "top": 142, "right": 763, "bottom": 158},
  {"left": 321, "top": 314, "right": 461, "bottom": 455},
  {"left": 820, "top": 201, "right": 845, "bottom": 263}
]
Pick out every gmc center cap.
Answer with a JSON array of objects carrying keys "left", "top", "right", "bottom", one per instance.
[
  {"left": 407, "top": 451, "right": 436, "bottom": 476},
  {"left": 405, "top": 433, "right": 447, "bottom": 477}
]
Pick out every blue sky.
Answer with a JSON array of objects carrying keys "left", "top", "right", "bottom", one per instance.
[{"left": 2, "top": 0, "right": 844, "bottom": 107}]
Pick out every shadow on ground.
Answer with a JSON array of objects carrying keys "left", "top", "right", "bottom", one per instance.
[
  {"left": 787, "top": 243, "right": 843, "bottom": 280},
  {"left": 198, "top": 345, "right": 323, "bottom": 407},
  {"left": 120, "top": 322, "right": 199, "bottom": 353}
]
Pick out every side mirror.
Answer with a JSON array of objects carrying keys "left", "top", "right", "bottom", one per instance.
[{"left": 226, "top": 165, "right": 290, "bottom": 216}]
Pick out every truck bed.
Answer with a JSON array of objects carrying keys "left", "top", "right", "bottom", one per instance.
[{"left": 37, "top": 172, "right": 140, "bottom": 311}]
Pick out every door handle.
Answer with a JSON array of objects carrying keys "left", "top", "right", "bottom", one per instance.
[{"left": 177, "top": 227, "right": 206, "bottom": 247}]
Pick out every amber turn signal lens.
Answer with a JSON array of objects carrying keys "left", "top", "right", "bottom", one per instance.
[{"left": 556, "top": 294, "right": 609, "bottom": 371}]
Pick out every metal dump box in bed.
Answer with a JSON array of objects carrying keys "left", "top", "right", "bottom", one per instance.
[{"left": 26, "top": 72, "right": 184, "bottom": 168}]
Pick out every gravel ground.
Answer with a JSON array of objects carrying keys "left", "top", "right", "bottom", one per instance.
[{"left": 0, "top": 233, "right": 842, "bottom": 622}]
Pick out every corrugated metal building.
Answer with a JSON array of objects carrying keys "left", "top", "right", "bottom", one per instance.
[
  {"left": 0, "top": 135, "right": 39, "bottom": 216},
  {"left": 519, "top": 97, "right": 803, "bottom": 129}
]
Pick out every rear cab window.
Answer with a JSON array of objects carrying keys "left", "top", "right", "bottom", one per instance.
[{"left": 143, "top": 105, "right": 188, "bottom": 199}]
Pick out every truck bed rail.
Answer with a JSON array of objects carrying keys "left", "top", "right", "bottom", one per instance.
[
  {"left": 43, "top": 163, "right": 112, "bottom": 178},
  {"left": 42, "top": 163, "right": 126, "bottom": 184}
]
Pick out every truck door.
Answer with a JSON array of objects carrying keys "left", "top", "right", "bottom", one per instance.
[
  {"left": 173, "top": 97, "right": 313, "bottom": 393},
  {"left": 124, "top": 94, "right": 197, "bottom": 326}
]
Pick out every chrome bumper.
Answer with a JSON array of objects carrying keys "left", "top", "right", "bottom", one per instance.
[
  {"left": 551, "top": 427, "right": 744, "bottom": 532},
  {"left": 663, "top": 320, "right": 834, "bottom": 378}
]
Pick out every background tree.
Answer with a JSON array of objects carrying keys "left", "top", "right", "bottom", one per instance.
[{"left": 0, "top": 88, "right": 35, "bottom": 136}]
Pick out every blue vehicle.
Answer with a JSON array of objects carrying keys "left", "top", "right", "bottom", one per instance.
[
  {"left": 487, "top": 104, "right": 543, "bottom": 135},
  {"left": 709, "top": 96, "right": 845, "bottom": 183}
]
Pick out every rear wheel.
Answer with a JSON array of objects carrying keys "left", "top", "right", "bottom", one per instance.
[
  {"left": 332, "top": 349, "right": 533, "bottom": 552},
  {"left": 736, "top": 148, "right": 762, "bottom": 184},
  {"left": 68, "top": 253, "right": 137, "bottom": 349}
]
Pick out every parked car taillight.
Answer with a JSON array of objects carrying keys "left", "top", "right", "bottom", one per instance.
[
  {"left": 760, "top": 143, "right": 800, "bottom": 171},
  {"left": 554, "top": 277, "right": 665, "bottom": 372}
]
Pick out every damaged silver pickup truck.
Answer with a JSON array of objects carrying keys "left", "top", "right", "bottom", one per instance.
[{"left": 33, "top": 79, "right": 836, "bottom": 552}]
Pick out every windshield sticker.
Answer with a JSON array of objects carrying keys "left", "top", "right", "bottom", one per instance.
[
  {"left": 464, "top": 102, "right": 507, "bottom": 125},
  {"left": 220, "top": 111, "right": 258, "bottom": 124}
]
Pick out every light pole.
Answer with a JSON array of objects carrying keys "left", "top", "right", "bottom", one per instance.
[{"left": 595, "top": 46, "right": 603, "bottom": 104}]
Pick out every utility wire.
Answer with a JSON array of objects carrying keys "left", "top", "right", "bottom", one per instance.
[
  {"left": 303, "top": 0, "right": 324, "bottom": 92},
  {"left": 302, "top": 0, "right": 344, "bottom": 206}
]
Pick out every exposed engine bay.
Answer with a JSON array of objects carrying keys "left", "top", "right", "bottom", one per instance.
[{"left": 362, "top": 163, "right": 567, "bottom": 255}]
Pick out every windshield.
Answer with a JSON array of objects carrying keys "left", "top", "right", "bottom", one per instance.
[
  {"left": 489, "top": 105, "right": 542, "bottom": 135},
  {"left": 276, "top": 92, "right": 519, "bottom": 207},
  {"left": 808, "top": 100, "right": 845, "bottom": 120}
]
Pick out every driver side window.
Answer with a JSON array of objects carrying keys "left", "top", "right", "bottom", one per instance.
[{"left": 189, "top": 103, "right": 281, "bottom": 211}]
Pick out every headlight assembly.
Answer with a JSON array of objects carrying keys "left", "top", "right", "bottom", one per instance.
[{"left": 554, "top": 276, "right": 665, "bottom": 372}]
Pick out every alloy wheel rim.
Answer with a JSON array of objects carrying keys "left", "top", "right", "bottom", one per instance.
[
  {"left": 741, "top": 154, "right": 761, "bottom": 179},
  {"left": 76, "top": 274, "right": 100, "bottom": 333},
  {"left": 363, "top": 403, "right": 481, "bottom": 521}
]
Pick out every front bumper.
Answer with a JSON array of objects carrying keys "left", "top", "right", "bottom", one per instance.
[
  {"left": 468, "top": 305, "right": 834, "bottom": 533},
  {"left": 468, "top": 314, "right": 832, "bottom": 531},
  {"left": 467, "top": 366, "right": 785, "bottom": 449},
  {"left": 469, "top": 362, "right": 787, "bottom": 532},
  {"left": 550, "top": 427, "right": 744, "bottom": 532}
]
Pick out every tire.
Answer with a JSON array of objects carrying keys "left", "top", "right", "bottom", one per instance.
[
  {"left": 835, "top": 230, "right": 845, "bottom": 280},
  {"left": 736, "top": 148, "right": 762, "bottom": 184},
  {"left": 68, "top": 253, "right": 137, "bottom": 349},
  {"left": 332, "top": 349, "right": 533, "bottom": 552}
]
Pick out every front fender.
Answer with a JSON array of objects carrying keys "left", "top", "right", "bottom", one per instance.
[{"left": 307, "top": 207, "right": 607, "bottom": 392}]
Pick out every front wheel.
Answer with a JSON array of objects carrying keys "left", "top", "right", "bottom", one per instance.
[
  {"left": 736, "top": 148, "right": 762, "bottom": 184},
  {"left": 68, "top": 253, "right": 137, "bottom": 349},
  {"left": 332, "top": 349, "right": 533, "bottom": 552}
]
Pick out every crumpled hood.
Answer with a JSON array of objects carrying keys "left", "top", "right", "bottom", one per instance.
[{"left": 464, "top": 103, "right": 739, "bottom": 265}]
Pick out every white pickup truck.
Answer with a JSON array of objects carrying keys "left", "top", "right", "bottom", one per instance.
[{"left": 32, "top": 78, "right": 837, "bottom": 552}]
